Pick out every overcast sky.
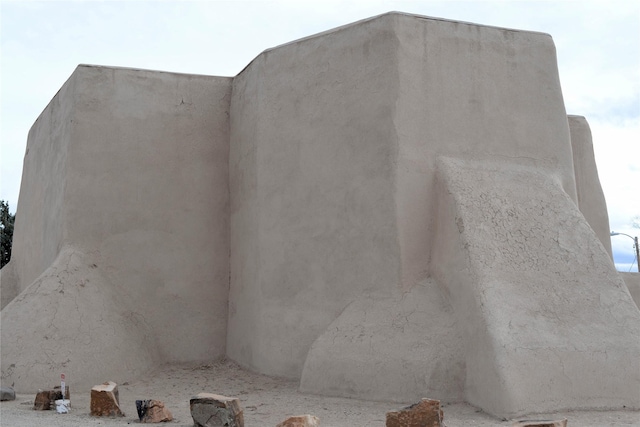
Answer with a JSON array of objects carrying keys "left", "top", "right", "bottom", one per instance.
[{"left": 1, "top": 0, "right": 638, "bottom": 271}]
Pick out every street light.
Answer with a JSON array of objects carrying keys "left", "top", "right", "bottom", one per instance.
[{"left": 610, "top": 231, "right": 640, "bottom": 273}]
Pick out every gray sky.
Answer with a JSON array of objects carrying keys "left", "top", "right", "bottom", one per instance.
[{"left": 1, "top": 0, "right": 638, "bottom": 270}]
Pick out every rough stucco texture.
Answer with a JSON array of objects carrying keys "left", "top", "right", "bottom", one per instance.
[
  {"left": 431, "top": 157, "right": 640, "bottom": 416},
  {"left": 1, "top": 247, "right": 161, "bottom": 390},
  {"left": 2, "top": 11, "right": 639, "bottom": 418},
  {"left": 392, "top": 14, "right": 577, "bottom": 289},
  {"left": 1, "top": 65, "right": 231, "bottom": 390}
]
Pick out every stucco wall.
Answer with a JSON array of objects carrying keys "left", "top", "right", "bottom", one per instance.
[
  {"left": 300, "top": 278, "right": 466, "bottom": 402},
  {"left": 1, "top": 247, "right": 162, "bottom": 391},
  {"left": 228, "top": 14, "right": 402, "bottom": 378},
  {"left": 0, "top": 261, "right": 18, "bottom": 309},
  {"left": 432, "top": 157, "right": 640, "bottom": 416},
  {"left": 2, "top": 11, "right": 637, "bottom": 418},
  {"left": 230, "top": 12, "right": 639, "bottom": 416},
  {"left": 621, "top": 272, "right": 640, "bottom": 308},
  {"left": 1, "top": 65, "right": 232, "bottom": 390},
  {"left": 228, "top": 11, "right": 580, "bottom": 380},
  {"left": 64, "top": 65, "right": 231, "bottom": 362},
  {"left": 393, "top": 14, "right": 577, "bottom": 288},
  {"left": 2, "top": 71, "right": 76, "bottom": 306},
  {"left": 568, "top": 115, "right": 613, "bottom": 258},
  {"left": 299, "top": 14, "right": 578, "bottom": 405}
]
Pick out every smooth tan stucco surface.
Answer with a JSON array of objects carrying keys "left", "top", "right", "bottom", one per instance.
[
  {"left": 622, "top": 272, "right": 640, "bottom": 308},
  {"left": 300, "top": 279, "right": 466, "bottom": 402},
  {"left": 228, "top": 13, "right": 402, "bottom": 379},
  {"left": 1, "top": 12, "right": 638, "bottom": 418},
  {"left": 1, "top": 70, "right": 76, "bottom": 305},
  {"left": 1, "top": 65, "right": 231, "bottom": 390},
  {"left": 568, "top": 115, "right": 613, "bottom": 258}
]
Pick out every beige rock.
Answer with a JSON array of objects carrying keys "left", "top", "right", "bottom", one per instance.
[
  {"left": 90, "top": 381, "right": 124, "bottom": 417},
  {"left": 276, "top": 414, "right": 320, "bottom": 427},
  {"left": 386, "top": 398, "right": 443, "bottom": 427},
  {"left": 512, "top": 420, "right": 567, "bottom": 427},
  {"left": 190, "top": 393, "right": 244, "bottom": 427},
  {"left": 141, "top": 399, "right": 173, "bottom": 423}
]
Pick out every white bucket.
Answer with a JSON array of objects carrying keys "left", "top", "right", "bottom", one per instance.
[{"left": 55, "top": 399, "right": 70, "bottom": 414}]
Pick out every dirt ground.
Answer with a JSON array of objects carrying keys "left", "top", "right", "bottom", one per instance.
[{"left": 1, "top": 359, "right": 638, "bottom": 426}]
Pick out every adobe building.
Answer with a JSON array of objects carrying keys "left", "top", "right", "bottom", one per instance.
[{"left": 1, "top": 12, "right": 639, "bottom": 418}]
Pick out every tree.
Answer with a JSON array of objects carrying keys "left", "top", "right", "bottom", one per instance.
[{"left": 1, "top": 200, "right": 15, "bottom": 268}]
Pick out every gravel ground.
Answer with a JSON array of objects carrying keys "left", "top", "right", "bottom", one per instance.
[{"left": 1, "top": 359, "right": 638, "bottom": 426}]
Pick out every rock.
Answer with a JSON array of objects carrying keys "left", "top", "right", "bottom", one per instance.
[
  {"left": 190, "top": 393, "right": 244, "bottom": 427},
  {"left": 90, "top": 381, "right": 124, "bottom": 417},
  {"left": 512, "top": 420, "right": 568, "bottom": 427},
  {"left": 386, "top": 398, "right": 444, "bottom": 427},
  {"left": 0, "top": 386, "right": 15, "bottom": 401},
  {"left": 33, "top": 386, "right": 70, "bottom": 410},
  {"left": 276, "top": 414, "right": 320, "bottom": 427},
  {"left": 34, "top": 390, "right": 53, "bottom": 410},
  {"left": 137, "top": 399, "right": 173, "bottom": 423}
]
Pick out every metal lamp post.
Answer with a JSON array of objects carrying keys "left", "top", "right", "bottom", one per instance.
[{"left": 610, "top": 231, "right": 640, "bottom": 273}]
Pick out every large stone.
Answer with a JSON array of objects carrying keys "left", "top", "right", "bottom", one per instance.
[
  {"left": 90, "top": 381, "right": 124, "bottom": 417},
  {"left": 386, "top": 398, "right": 443, "bottom": 427},
  {"left": 136, "top": 399, "right": 173, "bottom": 423},
  {"left": 190, "top": 393, "right": 244, "bottom": 427},
  {"left": 0, "top": 386, "right": 15, "bottom": 401},
  {"left": 512, "top": 421, "right": 567, "bottom": 427},
  {"left": 276, "top": 415, "right": 320, "bottom": 427}
]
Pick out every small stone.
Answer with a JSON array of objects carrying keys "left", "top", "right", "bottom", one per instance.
[
  {"left": 512, "top": 420, "right": 567, "bottom": 427},
  {"left": 90, "top": 381, "right": 124, "bottom": 417},
  {"left": 0, "top": 386, "right": 16, "bottom": 401},
  {"left": 276, "top": 414, "right": 320, "bottom": 427},
  {"left": 386, "top": 398, "right": 444, "bottom": 427},
  {"left": 33, "top": 385, "right": 71, "bottom": 410},
  {"left": 34, "top": 390, "right": 53, "bottom": 410},
  {"left": 141, "top": 399, "right": 173, "bottom": 423},
  {"left": 190, "top": 393, "right": 244, "bottom": 427}
]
